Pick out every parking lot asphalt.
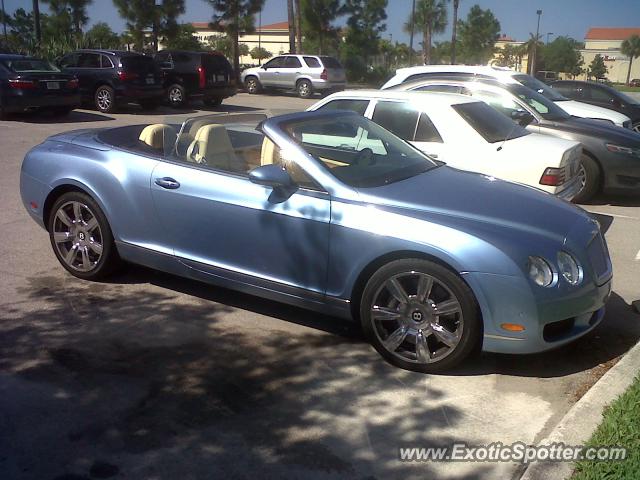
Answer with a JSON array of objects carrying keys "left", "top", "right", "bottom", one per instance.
[{"left": 1, "top": 93, "right": 639, "bottom": 480}]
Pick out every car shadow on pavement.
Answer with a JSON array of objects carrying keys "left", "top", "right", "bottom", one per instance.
[
  {"left": 198, "top": 103, "right": 263, "bottom": 113},
  {"left": 580, "top": 194, "right": 640, "bottom": 208},
  {"left": 1, "top": 270, "right": 495, "bottom": 480},
  {"left": 9, "top": 110, "right": 115, "bottom": 124}
]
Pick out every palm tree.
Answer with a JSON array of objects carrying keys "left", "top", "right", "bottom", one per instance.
[
  {"left": 404, "top": 0, "right": 448, "bottom": 65},
  {"left": 68, "top": 0, "right": 92, "bottom": 34},
  {"left": 621, "top": 35, "right": 640, "bottom": 86},
  {"left": 287, "top": 0, "right": 295, "bottom": 52},
  {"left": 450, "top": 0, "right": 459, "bottom": 64},
  {"left": 294, "top": 0, "right": 302, "bottom": 53},
  {"left": 524, "top": 32, "right": 543, "bottom": 75}
]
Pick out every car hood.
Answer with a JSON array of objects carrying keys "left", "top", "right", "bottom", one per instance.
[
  {"left": 541, "top": 116, "right": 640, "bottom": 145},
  {"left": 555, "top": 100, "right": 630, "bottom": 125},
  {"left": 356, "top": 165, "right": 590, "bottom": 244}
]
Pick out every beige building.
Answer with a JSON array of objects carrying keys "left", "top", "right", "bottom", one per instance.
[
  {"left": 489, "top": 34, "right": 529, "bottom": 73},
  {"left": 580, "top": 27, "right": 640, "bottom": 82},
  {"left": 191, "top": 21, "right": 291, "bottom": 65}
]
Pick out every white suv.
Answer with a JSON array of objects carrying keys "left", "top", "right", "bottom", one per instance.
[
  {"left": 241, "top": 54, "right": 346, "bottom": 98},
  {"left": 381, "top": 65, "right": 632, "bottom": 129}
]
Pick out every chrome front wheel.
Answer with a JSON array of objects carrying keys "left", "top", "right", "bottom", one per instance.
[
  {"left": 361, "top": 259, "right": 480, "bottom": 372},
  {"left": 48, "top": 192, "right": 120, "bottom": 279},
  {"left": 245, "top": 77, "right": 260, "bottom": 94}
]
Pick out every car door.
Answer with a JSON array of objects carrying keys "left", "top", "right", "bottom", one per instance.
[
  {"left": 259, "top": 56, "right": 284, "bottom": 87},
  {"left": 585, "top": 84, "right": 621, "bottom": 112},
  {"left": 281, "top": 56, "right": 303, "bottom": 87},
  {"left": 59, "top": 53, "right": 87, "bottom": 95},
  {"left": 149, "top": 126, "right": 331, "bottom": 295},
  {"left": 74, "top": 53, "right": 101, "bottom": 97}
]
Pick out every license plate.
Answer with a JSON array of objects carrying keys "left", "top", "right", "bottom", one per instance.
[
  {"left": 47, "top": 82, "right": 60, "bottom": 90},
  {"left": 146, "top": 77, "right": 155, "bottom": 85},
  {"left": 215, "top": 75, "right": 225, "bottom": 82}
]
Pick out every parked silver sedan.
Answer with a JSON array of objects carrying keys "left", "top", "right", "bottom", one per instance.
[{"left": 241, "top": 54, "right": 346, "bottom": 98}]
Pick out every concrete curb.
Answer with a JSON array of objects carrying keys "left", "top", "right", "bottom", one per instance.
[{"left": 519, "top": 338, "right": 640, "bottom": 480}]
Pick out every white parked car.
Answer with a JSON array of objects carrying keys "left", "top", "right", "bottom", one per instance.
[
  {"left": 381, "top": 65, "right": 632, "bottom": 129},
  {"left": 308, "top": 90, "right": 582, "bottom": 199}
]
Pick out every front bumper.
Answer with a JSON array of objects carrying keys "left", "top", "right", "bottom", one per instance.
[
  {"left": 464, "top": 271, "right": 612, "bottom": 354},
  {"left": 600, "top": 150, "right": 640, "bottom": 193},
  {"left": 3, "top": 92, "right": 80, "bottom": 112}
]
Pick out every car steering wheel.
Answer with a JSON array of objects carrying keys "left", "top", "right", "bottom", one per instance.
[{"left": 353, "top": 147, "right": 375, "bottom": 166}]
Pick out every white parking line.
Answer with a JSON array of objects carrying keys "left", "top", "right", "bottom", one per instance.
[{"left": 636, "top": 250, "right": 640, "bottom": 261}]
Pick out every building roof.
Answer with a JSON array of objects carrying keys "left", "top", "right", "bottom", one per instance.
[
  {"left": 585, "top": 27, "right": 640, "bottom": 40},
  {"left": 191, "top": 20, "right": 288, "bottom": 32}
]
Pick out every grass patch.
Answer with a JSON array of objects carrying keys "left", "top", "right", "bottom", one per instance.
[
  {"left": 612, "top": 85, "right": 640, "bottom": 93},
  {"left": 571, "top": 375, "right": 640, "bottom": 479}
]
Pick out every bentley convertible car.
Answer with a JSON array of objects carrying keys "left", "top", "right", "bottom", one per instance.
[{"left": 20, "top": 111, "right": 613, "bottom": 372}]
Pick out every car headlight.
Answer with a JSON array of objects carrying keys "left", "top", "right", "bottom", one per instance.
[
  {"left": 557, "top": 251, "right": 583, "bottom": 285},
  {"left": 528, "top": 256, "right": 554, "bottom": 287}
]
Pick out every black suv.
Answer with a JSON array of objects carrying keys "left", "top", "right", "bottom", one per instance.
[
  {"left": 154, "top": 50, "right": 237, "bottom": 107},
  {"left": 58, "top": 49, "right": 163, "bottom": 113},
  {"left": 551, "top": 80, "right": 640, "bottom": 133}
]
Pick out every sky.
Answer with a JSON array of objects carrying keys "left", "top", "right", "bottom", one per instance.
[{"left": 2, "top": 0, "right": 640, "bottom": 44}]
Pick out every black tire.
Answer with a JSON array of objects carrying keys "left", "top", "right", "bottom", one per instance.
[
  {"left": 203, "top": 96, "right": 223, "bottom": 107},
  {"left": 167, "top": 84, "right": 187, "bottom": 107},
  {"left": 244, "top": 76, "right": 261, "bottom": 94},
  {"left": 573, "top": 153, "right": 600, "bottom": 203},
  {"left": 94, "top": 85, "right": 116, "bottom": 113},
  {"left": 48, "top": 191, "right": 121, "bottom": 280},
  {"left": 51, "top": 106, "right": 74, "bottom": 117},
  {"left": 359, "top": 259, "right": 481, "bottom": 373},
  {"left": 296, "top": 79, "right": 313, "bottom": 98},
  {"left": 139, "top": 100, "right": 159, "bottom": 111}
]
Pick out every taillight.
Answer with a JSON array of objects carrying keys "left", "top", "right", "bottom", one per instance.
[
  {"left": 198, "top": 66, "right": 206, "bottom": 88},
  {"left": 67, "top": 78, "right": 79, "bottom": 89},
  {"left": 539, "top": 167, "right": 566, "bottom": 186},
  {"left": 320, "top": 69, "right": 328, "bottom": 80},
  {"left": 117, "top": 71, "right": 138, "bottom": 81},
  {"left": 8, "top": 79, "right": 37, "bottom": 89}
]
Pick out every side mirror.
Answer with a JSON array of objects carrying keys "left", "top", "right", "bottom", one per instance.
[
  {"left": 511, "top": 110, "right": 535, "bottom": 127},
  {"left": 262, "top": 65, "right": 268, "bottom": 70},
  {"left": 249, "top": 164, "right": 295, "bottom": 189}
]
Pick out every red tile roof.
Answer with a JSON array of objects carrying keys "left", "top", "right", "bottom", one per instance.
[
  {"left": 191, "top": 21, "right": 288, "bottom": 31},
  {"left": 585, "top": 27, "right": 640, "bottom": 40}
]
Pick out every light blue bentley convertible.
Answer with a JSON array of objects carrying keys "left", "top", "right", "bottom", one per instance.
[{"left": 20, "top": 111, "right": 612, "bottom": 372}]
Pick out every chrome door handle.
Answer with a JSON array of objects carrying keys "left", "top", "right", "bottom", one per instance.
[{"left": 154, "top": 177, "right": 180, "bottom": 189}]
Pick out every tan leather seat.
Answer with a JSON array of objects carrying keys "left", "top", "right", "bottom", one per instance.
[
  {"left": 139, "top": 124, "right": 177, "bottom": 151},
  {"left": 260, "top": 137, "right": 278, "bottom": 165},
  {"left": 187, "top": 124, "right": 242, "bottom": 171}
]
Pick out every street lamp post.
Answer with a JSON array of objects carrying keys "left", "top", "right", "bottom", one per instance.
[{"left": 530, "top": 9, "right": 542, "bottom": 75}]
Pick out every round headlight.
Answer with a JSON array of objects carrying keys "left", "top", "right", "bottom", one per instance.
[
  {"left": 528, "top": 256, "right": 554, "bottom": 287},
  {"left": 557, "top": 251, "right": 582, "bottom": 285}
]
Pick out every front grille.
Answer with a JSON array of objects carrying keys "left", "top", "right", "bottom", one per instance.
[
  {"left": 587, "top": 232, "right": 611, "bottom": 282},
  {"left": 543, "top": 318, "right": 575, "bottom": 342}
]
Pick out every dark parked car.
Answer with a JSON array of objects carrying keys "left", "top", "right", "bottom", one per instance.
[
  {"left": 630, "top": 79, "right": 640, "bottom": 88},
  {"left": 58, "top": 49, "right": 163, "bottom": 113},
  {"left": 0, "top": 54, "right": 80, "bottom": 118},
  {"left": 154, "top": 50, "right": 237, "bottom": 107},
  {"left": 551, "top": 80, "right": 640, "bottom": 133}
]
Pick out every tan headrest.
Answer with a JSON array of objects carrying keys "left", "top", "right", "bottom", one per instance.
[
  {"left": 187, "top": 124, "right": 237, "bottom": 168},
  {"left": 139, "top": 124, "right": 176, "bottom": 150},
  {"left": 260, "top": 137, "right": 277, "bottom": 165}
]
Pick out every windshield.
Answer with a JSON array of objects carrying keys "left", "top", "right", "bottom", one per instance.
[
  {"left": 512, "top": 73, "right": 568, "bottom": 102},
  {"left": 453, "top": 102, "right": 529, "bottom": 143},
  {"left": 3, "top": 58, "right": 60, "bottom": 72},
  {"left": 508, "top": 84, "right": 571, "bottom": 121},
  {"left": 280, "top": 113, "right": 438, "bottom": 188}
]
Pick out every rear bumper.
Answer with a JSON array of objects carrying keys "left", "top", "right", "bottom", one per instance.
[
  {"left": 3, "top": 92, "right": 80, "bottom": 111},
  {"left": 555, "top": 175, "right": 581, "bottom": 201},
  {"left": 116, "top": 85, "right": 164, "bottom": 101},
  {"left": 310, "top": 79, "right": 347, "bottom": 91}
]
